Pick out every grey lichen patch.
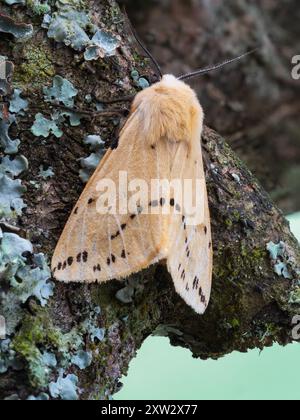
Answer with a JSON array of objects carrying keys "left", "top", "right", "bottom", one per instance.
[
  {"left": 46, "top": 7, "right": 91, "bottom": 51},
  {"left": 0, "top": 155, "right": 28, "bottom": 177},
  {"left": 0, "top": 175, "right": 26, "bottom": 217},
  {"left": 0, "top": 13, "right": 33, "bottom": 39},
  {"left": 0, "top": 110, "right": 21, "bottom": 155},
  {"left": 38, "top": 165, "right": 54, "bottom": 179},
  {"left": 0, "top": 339, "right": 23, "bottom": 374},
  {"left": 31, "top": 113, "right": 63, "bottom": 138},
  {"left": 9, "top": 89, "right": 29, "bottom": 114},
  {"left": 0, "top": 233, "right": 54, "bottom": 336},
  {"left": 43, "top": 75, "right": 78, "bottom": 107},
  {"left": 131, "top": 70, "right": 150, "bottom": 90},
  {"left": 115, "top": 276, "right": 147, "bottom": 305},
  {"left": 84, "top": 29, "right": 120, "bottom": 61},
  {"left": 49, "top": 373, "right": 79, "bottom": 400},
  {"left": 71, "top": 350, "right": 92, "bottom": 370},
  {"left": 11, "top": 253, "right": 54, "bottom": 307},
  {"left": 5, "top": 0, "right": 26, "bottom": 5},
  {"left": 79, "top": 135, "right": 105, "bottom": 183},
  {"left": 27, "top": 392, "right": 49, "bottom": 400},
  {"left": 43, "top": 1, "right": 120, "bottom": 63}
]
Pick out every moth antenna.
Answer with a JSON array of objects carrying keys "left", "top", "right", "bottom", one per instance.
[
  {"left": 178, "top": 48, "right": 259, "bottom": 81},
  {"left": 123, "top": 7, "right": 163, "bottom": 80}
]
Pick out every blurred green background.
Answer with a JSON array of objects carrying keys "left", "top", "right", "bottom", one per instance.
[{"left": 116, "top": 212, "right": 300, "bottom": 400}]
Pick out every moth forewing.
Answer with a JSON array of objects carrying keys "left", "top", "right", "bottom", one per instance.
[{"left": 52, "top": 74, "right": 213, "bottom": 314}]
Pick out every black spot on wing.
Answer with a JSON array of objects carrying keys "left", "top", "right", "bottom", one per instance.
[
  {"left": 193, "top": 276, "right": 199, "bottom": 290},
  {"left": 160, "top": 198, "right": 166, "bottom": 206},
  {"left": 67, "top": 257, "right": 73, "bottom": 266},
  {"left": 199, "top": 287, "right": 206, "bottom": 305},
  {"left": 111, "top": 231, "right": 120, "bottom": 240}
]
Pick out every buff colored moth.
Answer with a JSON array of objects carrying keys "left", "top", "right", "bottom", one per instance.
[{"left": 52, "top": 50, "right": 256, "bottom": 315}]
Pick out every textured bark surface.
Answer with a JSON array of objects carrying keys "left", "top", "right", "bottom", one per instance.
[
  {"left": 0, "top": 0, "right": 299, "bottom": 400},
  {"left": 124, "top": 0, "right": 300, "bottom": 214}
]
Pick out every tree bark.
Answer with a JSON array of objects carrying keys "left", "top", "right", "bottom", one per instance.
[{"left": 0, "top": 0, "right": 299, "bottom": 400}]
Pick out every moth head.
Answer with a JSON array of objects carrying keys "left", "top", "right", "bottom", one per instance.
[{"left": 128, "top": 50, "right": 258, "bottom": 148}]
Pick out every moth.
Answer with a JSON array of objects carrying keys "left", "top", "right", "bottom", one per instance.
[{"left": 52, "top": 48, "right": 256, "bottom": 315}]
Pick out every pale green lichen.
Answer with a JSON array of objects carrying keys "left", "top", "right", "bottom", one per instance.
[
  {"left": 26, "top": 0, "right": 51, "bottom": 15},
  {"left": 14, "top": 45, "right": 55, "bottom": 88}
]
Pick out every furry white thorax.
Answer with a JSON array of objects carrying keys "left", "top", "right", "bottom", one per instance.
[{"left": 161, "top": 74, "right": 184, "bottom": 88}]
